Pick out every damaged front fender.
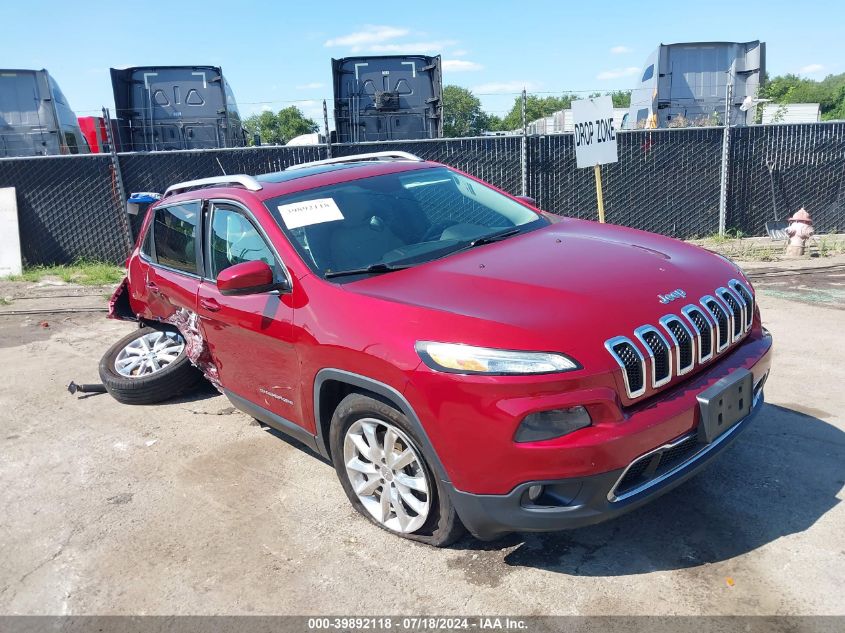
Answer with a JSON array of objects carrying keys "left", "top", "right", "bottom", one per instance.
[
  {"left": 107, "top": 278, "right": 223, "bottom": 392},
  {"left": 108, "top": 278, "right": 137, "bottom": 322},
  {"left": 162, "top": 307, "right": 223, "bottom": 392}
]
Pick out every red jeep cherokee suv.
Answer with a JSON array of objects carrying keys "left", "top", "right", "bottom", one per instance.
[{"left": 103, "top": 151, "right": 773, "bottom": 546}]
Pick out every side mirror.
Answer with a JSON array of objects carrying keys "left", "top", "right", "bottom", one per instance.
[
  {"left": 217, "top": 260, "right": 287, "bottom": 296},
  {"left": 515, "top": 195, "right": 536, "bottom": 207}
]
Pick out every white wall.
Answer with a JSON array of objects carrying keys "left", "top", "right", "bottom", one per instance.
[{"left": 0, "top": 187, "right": 22, "bottom": 277}]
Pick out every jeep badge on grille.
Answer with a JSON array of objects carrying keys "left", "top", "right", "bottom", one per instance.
[{"left": 658, "top": 289, "right": 687, "bottom": 304}]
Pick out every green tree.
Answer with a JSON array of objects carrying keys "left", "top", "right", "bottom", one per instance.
[
  {"left": 498, "top": 95, "right": 575, "bottom": 131},
  {"left": 442, "top": 85, "right": 492, "bottom": 137},
  {"left": 495, "top": 91, "right": 633, "bottom": 131},
  {"left": 244, "top": 106, "right": 319, "bottom": 145},
  {"left": 608, "top": 90, "right": 632, "bottom": 108},
  {"left": 759, "top": 72, "right": 845, "bottom": 120}
]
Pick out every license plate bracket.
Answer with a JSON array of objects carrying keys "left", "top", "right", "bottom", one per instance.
[{"left": 696, "top": 368, "right": 753, "bottom": 443}]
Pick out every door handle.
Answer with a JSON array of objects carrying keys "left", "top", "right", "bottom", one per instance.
[
  {"left": 146, "top": 280, "right": 160, "bottom": 294},
  {"left": 200, "top": 297, "right": 221, "bottom": 312}
]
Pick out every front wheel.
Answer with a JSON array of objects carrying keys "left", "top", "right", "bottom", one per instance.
[
  {"left": 99, "top": 326, "right": 203, "bottom": 405},
  {"left": 329, "top": 393, "right": 465, "bottom": 547}
]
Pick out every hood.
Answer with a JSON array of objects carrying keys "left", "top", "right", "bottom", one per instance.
[{"left": 346, "top": 219, "right": 745, "bottom": 355}]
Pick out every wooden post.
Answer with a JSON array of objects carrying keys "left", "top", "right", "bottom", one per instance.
[{"left": 594, "top": 164, "right": 606, "bottom": 223}]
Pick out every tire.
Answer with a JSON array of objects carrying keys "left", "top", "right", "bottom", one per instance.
[
  {"left": 99, "top": 326, "right": 203, "bottom": 405},
  {"left": 329, "top": 393, "right": 466, "bottom": 547}
]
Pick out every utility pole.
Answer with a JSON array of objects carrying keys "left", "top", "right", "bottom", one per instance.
[
  {"left": 323, "top": 99, "right": 332, "bottom": 158},
  {"left": 718, "top": 81, "right": 733, "bottom": 236},
  {"left": 521, "top": 88, "right": 528, "bottom": 196}
]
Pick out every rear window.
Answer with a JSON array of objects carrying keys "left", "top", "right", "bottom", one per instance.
[{"left": 150, "top": 202, "right": 200, "bottom": 274}]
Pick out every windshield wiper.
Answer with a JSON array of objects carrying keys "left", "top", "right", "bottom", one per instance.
[
  {"left": 466, "top": 228, "right": 521, "bottom": 248},
  {"left": 324, "top": 262, "right": 413, "bottom": 279},
  {"left": 470, "top": 228, "right": 521, "bottom": 246}
]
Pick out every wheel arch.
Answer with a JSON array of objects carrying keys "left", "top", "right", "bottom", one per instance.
[{"left": 313, "top": 368, "right": 451, "bottom": 484}]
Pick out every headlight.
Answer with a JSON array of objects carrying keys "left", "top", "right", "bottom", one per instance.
[{"left": 415, "top": 341, "right": 580, "bottom": 375}]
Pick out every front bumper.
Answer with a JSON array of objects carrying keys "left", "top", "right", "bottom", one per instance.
[{"left": 449, "top": 384, "right": 766, "bottom": 541}]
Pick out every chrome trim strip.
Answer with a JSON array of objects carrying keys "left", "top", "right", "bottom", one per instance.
[
  {"left": 729, "top": 279, "right": 754, "bottom": 331},
  {"left": 701, "top": 294, "right": 730, "bottom": 353},
  {"left": 681, "top": 304, "right": 714, "bottom": 364},
  {"left": 634, "top": 325, "right": 673, "bottom": 388},
  {"left": 608, "top": 389, "right": 763, "bottom": 503},
  {"left": 717, "top": 286, "right": 744, "bottom": 342},
  {"left": 659, "top": 314, "right": 695, "bottom": 376},
  {"left": 604, "top": 336, "right": 646, "bottom": 399},
  {"left": 608, "top": 432, "right": 696, "bottom": 502}
]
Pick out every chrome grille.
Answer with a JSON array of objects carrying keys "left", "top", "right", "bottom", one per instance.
[
  {"left": 682, "top": 305, "right": 714, "bottom": 363},
  {"left": 660, "top": 315, "right": 695, "bottom": 375},
  {"left": 730, "top": 279, "right": 754, "bottom": 329},
  {"left": 605, "top": 337, "right": 646, "bottom": 399},
  {"left": 717, "top": 287, "right": 744, "bottom": 340},
  {"left": 702, "top": 295, "right": 730, "bottom": 352},
  {"left": 635, "top": 326, "right": 672, "bottom": 388},
  {"left": 605, "top": 280, "right": 755, "bottom": 401}
]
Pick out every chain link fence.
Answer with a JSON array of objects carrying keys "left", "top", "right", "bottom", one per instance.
[
  {"left": 727, "top": 122, "right": 845, "bottom": 235},
  {"left": 527, "top": 128, "right": 725, "bottom": 237},
  {"left": 0, "top": 154, "right": 131, "bottom": 265},
  {"left": 1, "top": 123, "right": 843, "bottom": 265},
  {"left": 332, "top": 137, "right": 523, "bottom": 196}
]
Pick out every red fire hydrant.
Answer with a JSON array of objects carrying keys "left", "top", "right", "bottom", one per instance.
[{"left": 785, "top": 208, "right": 814, "bottom": 257}]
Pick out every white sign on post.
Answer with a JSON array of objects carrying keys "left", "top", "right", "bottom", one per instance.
[{"left": 571, "top": 96, "right": 618, "bottom": 169}]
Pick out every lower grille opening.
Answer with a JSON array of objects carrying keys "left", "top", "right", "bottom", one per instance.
[{"left": 613, "top": 434, "right": 701, "bottom": 499}]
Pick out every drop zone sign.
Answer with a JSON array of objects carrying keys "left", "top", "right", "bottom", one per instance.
[{"left": 572, "top": 96, "right": 618, "bottom": 169}]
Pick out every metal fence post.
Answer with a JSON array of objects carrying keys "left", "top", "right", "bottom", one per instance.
[
  {"left": 521, "top": 88, "right": 528, "bottom": 196},
  {"left": 103, "top": 107, "right": 133, "bottom": 253},
  {"left": 323, "top": 100, "right": 332, "bottom": 159},
  {"left": 717, "top": 84, "right": 732, "bottom": 236}
]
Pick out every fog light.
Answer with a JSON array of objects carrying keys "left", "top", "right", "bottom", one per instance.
[
  {"left": 527, "top": 485, "right": 544, "bottom": 502},
  {"left": 514, "top": 406, "right": 591, "bottom": 443}
]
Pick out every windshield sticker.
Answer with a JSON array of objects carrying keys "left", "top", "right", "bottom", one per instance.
[
  {"left": 278, "top": 198, "right": 344, "bottom": 229},
  {"left": 459, "top": 179, "right": 477, "bottom": 198}
]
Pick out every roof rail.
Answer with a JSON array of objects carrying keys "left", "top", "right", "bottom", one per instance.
[
  {"left": 163, "top": 175, "right": 263, "bottom": 198},
  {"left": 285, "top": 151, "right": 423, "bottom": 171}
]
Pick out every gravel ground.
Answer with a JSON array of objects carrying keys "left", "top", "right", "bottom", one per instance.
[{"left": 0, "top": 260, "right": 842, "bottom": 616}]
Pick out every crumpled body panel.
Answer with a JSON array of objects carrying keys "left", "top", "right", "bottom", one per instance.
[{"left": 107, "top": 278, "right": 222, "bottom": 392}]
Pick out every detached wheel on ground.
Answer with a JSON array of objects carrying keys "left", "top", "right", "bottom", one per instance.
[
  {"left": 329, "top": 393, "right": 465, "bottom": 547},
  {"left": 99, "top": 326, "right": 203, "bottom": 405}
]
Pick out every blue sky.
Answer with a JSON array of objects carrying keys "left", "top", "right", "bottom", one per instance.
[{"left": 2, "top": 0, "right": 842, "bottom": 125}]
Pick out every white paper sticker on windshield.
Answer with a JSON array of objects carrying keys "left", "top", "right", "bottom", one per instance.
[{"left": 278, "top": 198, "right": 344, "bottom": 229}]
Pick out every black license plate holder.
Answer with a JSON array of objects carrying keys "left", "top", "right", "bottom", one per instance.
[{"left": 696, "top": 368, "right": 753, "bottom": 443}]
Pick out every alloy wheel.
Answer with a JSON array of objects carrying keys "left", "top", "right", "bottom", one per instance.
[
  {"left": 114, "top": 330, "right": 185, "bottom": 377},
  {"left": 343, "top": 417, "right": 431, "bottom": 533}
]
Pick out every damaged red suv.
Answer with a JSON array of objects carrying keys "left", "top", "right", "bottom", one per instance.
[{"left": 103, "top": 151, "right": 773, "bottom": 546}]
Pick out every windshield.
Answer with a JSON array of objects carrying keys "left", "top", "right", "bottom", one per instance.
[{"left": 264, "top": 167, "right": 547, "bottom": 279}]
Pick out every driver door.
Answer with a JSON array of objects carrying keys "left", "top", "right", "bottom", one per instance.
[{"left": 196, "top": 201, "right": 300, "bottom": 422}]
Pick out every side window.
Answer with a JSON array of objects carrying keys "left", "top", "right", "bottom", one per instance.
[
  {"left": 209, "top": 206, "right": 275, "bottom": 278},
  {"left": 141, "top": 222, "right": 154, "bottom": 258},
  {"left": 642, "top": 64, "right": 654, "bottom": 82},
  {"left": 152, "top": 202, "right": 200, "bottom": 274},
  {"left": 63, "top": 131, "right": 79, "bottom": 154}
]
